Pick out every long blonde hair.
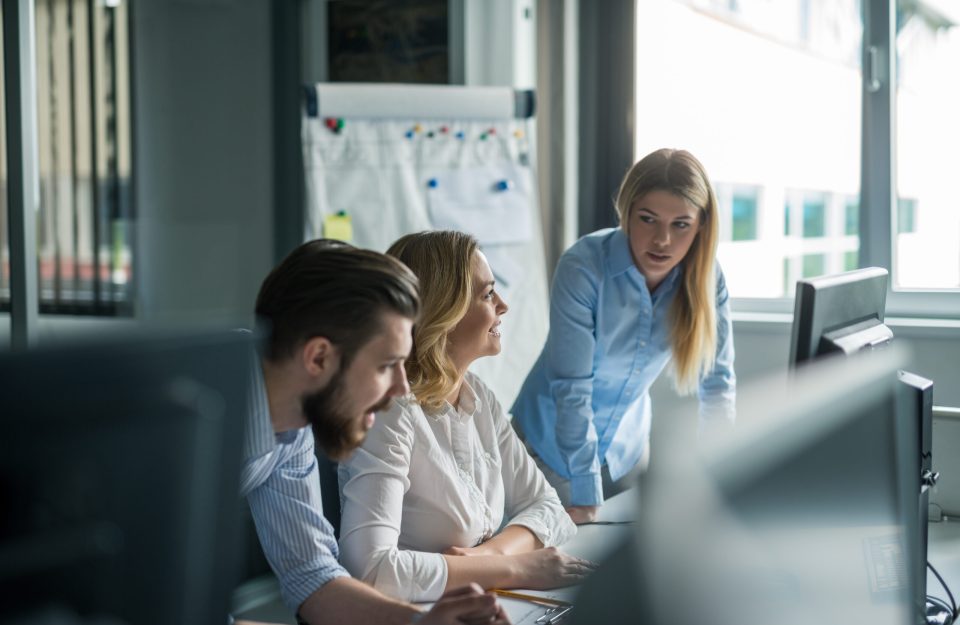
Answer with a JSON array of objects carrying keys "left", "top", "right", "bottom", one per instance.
[
  {"left": 614, "top": 148, "right": 720, "bottom": 394},
  {"left": 387, "top": 231, "right": 479, "bottom": 411}
]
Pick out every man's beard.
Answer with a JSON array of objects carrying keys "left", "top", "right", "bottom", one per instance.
[{"left": 301, "top": 368, "right": 392, "bottom": 461}]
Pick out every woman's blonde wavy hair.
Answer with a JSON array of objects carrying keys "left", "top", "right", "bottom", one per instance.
[
  {"left": 387, "top": 231, "right": 479, "bottom": 411},
  {"left": 615, "top": 148, "right": 719, "bottom": 394}
]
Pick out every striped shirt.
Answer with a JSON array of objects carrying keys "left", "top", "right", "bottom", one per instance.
[{"left": 240, "top": 358, "right": 350, "bottom": 611}]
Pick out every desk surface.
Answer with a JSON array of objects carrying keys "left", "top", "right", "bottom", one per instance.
[{"left": 497, "top": 489, "right": 639, "bottom": 624}]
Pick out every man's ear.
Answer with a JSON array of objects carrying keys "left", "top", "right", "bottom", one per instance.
[{"left": 301, "top": 336, "right": 340, "bottom": 380}]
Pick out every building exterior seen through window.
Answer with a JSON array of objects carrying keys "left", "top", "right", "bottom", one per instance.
[
  {"left": 0, "top": 0, "right": 133, "bottom": 316},
  {"left": 636, "top": 0, "right": 960, "bottom": 298}
]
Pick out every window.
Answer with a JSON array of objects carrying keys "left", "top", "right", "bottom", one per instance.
[
  {"left": 802, "top": 196, "right": 826, "bottom": 238},
  {"left": 895, "top": 4, "right": 960, "bottom": 291},
  {"left": 1, "top": 0, "right": 133, "bottom": 317},
  {"left": 635, "top": 0, "right": 862, "bottom": 300},
  {"left": 731, "top": 191, "right": 758, "bottom": 241},
  {"left": 897, "top": 198, "right": 916, "bottom": 235},
  {"left": 638, "top": 0, "right": 960, "bottom": 314},
  {"left": 844, "top": 199, "right": 858, "bottom": 236}
]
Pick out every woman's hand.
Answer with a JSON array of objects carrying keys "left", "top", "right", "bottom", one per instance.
[
  {"left": 565, "top": 505, "right": 600, "bottom": 524},
  {"left": 511, "top": 547, "right": 598, "bottom": 589},
  {"left": 418, "top": 583, "right": 511, "bottom": 625}
]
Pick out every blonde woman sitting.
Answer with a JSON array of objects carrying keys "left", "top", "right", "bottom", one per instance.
[{"left": 338, "top": 230, "right": 590, "bottom": 602}]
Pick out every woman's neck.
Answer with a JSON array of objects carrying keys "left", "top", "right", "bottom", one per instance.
[{"left": 444, "top": 354, "right": 471, "bottom": 408}]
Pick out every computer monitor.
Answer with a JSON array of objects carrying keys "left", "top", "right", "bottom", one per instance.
[
  {"left": 788, "top": 267, "right": 937, "bottom": 621},
  {"left": 789, "top": 267, "right": 893, "bottom": 366},
  {"left": 571, "top": 348, "right": 917, "bottom": 625},
  {"left": 0, "top": 329, "right": 254, "bottom": 625}
]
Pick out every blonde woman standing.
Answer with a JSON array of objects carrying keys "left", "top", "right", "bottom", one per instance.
[
  {"left": 512, "top": 148, "right": 736, "bottom": 523},
  {"left": 338, "top": 231, "right": 589, "bottom": 603}
]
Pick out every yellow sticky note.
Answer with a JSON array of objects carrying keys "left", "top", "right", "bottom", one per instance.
[{"left": 323, "top": 212, "right": 353, "bottom": 242}]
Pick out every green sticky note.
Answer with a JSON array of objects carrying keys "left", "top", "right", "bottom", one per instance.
[{"left": 324, "top": 212, "right": 353, "bottom": 242}]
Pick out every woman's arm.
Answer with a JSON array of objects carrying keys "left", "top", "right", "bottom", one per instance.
[
  {"left": 442, "top": 547, "right": 596, "bottom": 591},
  {"left": 491, "top": 378, "right": 578, "bottom": 548},
  {"left": 698, "top": 264, "right": 736, "bottom": 430},
  {"left": 444, "top": 525, "right": 540, "bottom": 557},
  {"left": 543, "top": 250, "right": 606, "bottom": 507},
  {"left": 338, "top": 402, "right": 449, "bottom": 602}
]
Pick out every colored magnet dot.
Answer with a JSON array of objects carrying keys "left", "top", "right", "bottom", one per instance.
[
  {"left": 427, "top": 131, "right": 435, "bottom": 138},
  {"left": 336, "top": 118, "right": 345, "bottom": 130},
  {"left": 513, "top": 129, "right": 524, "bottom": 138},
  {"left": 455, "top": 131, "right": 465, "bottom": 140},
  {"left": 487, "top": 127, "right": 497, "bottom": 135},
  {"left": 440, "top": 125, "right": 449, "bottom": 134},
  {"left": 324, "top": 117, "right": 337, "bottom": 130},
  {"left": 427, "top": 178, "right": 439, "bottom": 189},
  {"left": 405, "top": 130, "right": 415, "bottom": 139},
  {"left": 480, "top": 133, "right": 488, "bottom": 141},
  {"left": 495, "top": 180, "right": 513, "bottom": 191},
  {"left": 414, "top": 123, "right": 423, "bottom": 133}
]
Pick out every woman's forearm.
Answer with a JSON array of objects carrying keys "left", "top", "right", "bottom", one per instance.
[
  {"left": 443, "top": 553, "right": 522, "bottom": 591},
  {"left": 479, "top": 524, "right": 542, "bottom": 556}
]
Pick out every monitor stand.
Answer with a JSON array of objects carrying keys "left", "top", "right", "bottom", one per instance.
[{"left": 898, "top": 371, "right": 944, "bottom": 625}]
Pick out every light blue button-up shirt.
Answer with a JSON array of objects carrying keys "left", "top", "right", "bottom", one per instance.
[
  {"left": 240, "top": 358, "right": 349, "bottom": 612},
  {"left": 511, "top": 228, "right": 735, "bottom": 507}
]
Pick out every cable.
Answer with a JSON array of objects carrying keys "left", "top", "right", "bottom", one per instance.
[{"left": 927, "top": 561, "right": 958, "bottom": 624}]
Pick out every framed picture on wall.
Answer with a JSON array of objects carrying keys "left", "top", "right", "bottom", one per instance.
[{"left": 323, "top": 0, "right": 463, "bottom": 84}]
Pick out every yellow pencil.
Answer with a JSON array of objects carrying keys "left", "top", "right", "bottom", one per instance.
[{"left": 492, "top": 589, "right": 572, "bottom": 607}]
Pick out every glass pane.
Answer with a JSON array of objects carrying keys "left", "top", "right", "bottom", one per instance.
[
  {"left": 731, "top": 191, "right": 758, "bottom": 241},
  {"left": 31, "top": 0, "right": 134, "bottom": 315},
  {"left": 844, "top": 199, "right": 858, "bottom": 236},
  {"left": 802, "top": 196, "right": 826, "bottom": 238},
  {"left": 895, "top": 3, "right": 960, "bottom": 290},
  {"left": 636, "top": 0, "right": 862, "bottom": 298}
]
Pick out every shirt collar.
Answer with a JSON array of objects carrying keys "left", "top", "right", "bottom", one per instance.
[
  {"left": 605, "top": 228, "right": 636, "bottom": 276},
  {"left": 429, "top": 375, "right": 483, "bottom": 422}
]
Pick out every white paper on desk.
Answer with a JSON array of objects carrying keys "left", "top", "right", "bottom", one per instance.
[{"left": 425, "top": 164, "right": 533, "bottom": 245}]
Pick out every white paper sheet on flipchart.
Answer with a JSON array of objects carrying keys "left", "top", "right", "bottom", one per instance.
[
  {"left": 425, "top": 164, "right": 534, "bottom": 246},
  {"left": 302, "top": 113, "right": 548, "bottom": 408}
]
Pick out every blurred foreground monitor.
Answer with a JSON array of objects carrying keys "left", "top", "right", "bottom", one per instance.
[
  {"left": 0, "top": 330, "right": 255, "bottom": 625},
  {"left": 573, "top": 347, "right": 917, "bottom": 625}
]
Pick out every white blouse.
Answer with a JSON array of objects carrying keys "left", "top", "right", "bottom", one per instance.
[{"left": 337, "top": 372, "right": 577, "bottom": 602}]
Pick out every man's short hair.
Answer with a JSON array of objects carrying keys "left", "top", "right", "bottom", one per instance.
[{"left": 255, "top": 239, "right": 420, "bottom": 366}]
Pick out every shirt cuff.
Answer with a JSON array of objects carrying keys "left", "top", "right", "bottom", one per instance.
[
  {"left": 283, "top": 565, "right": 351, "bottom": 613},
  {"left": 507, "top": 512, "right": 577, "bottom": 548},
  {"left": 569, "top": 474, "right": 604, "bottom": 507}
]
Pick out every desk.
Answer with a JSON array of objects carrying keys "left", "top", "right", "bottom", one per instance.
[
  {"left": 495, "top": 489, "right": 640, "bottom": 624},
  {"left": 234, "top": 491, "right": 960, "bottom": 624}
]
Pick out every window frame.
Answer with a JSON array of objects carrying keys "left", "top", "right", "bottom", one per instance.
[{"left": 728, "top": 0, "right": 960, "bottom": 320}]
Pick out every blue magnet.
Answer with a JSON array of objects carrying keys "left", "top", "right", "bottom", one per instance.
[
  {"left": 427, "top": 178, "right": 439, "bottom": 189},
  {"left": 455, "top": 131, "right": 465, "bottom": 140},
  {"left": 405, "top": 130, "right": 415, "bottom": 139},
  {"left": 494, "top": 180, "right": 513, "bottom": 192}
]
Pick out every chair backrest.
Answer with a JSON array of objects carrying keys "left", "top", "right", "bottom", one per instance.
[{"left": 315, "top": 452, "right": 342, "bottom": 538}]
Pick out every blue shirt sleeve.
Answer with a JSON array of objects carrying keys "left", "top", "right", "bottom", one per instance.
[
  {"left": 698, "top": 265, "right": 737, "bottom": 428},
  {"left": 544, "top": 249, "right": 605, "bottom": 506},
  {"left": 246, "top": 429, "right": 350, "bottom": 612}
]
